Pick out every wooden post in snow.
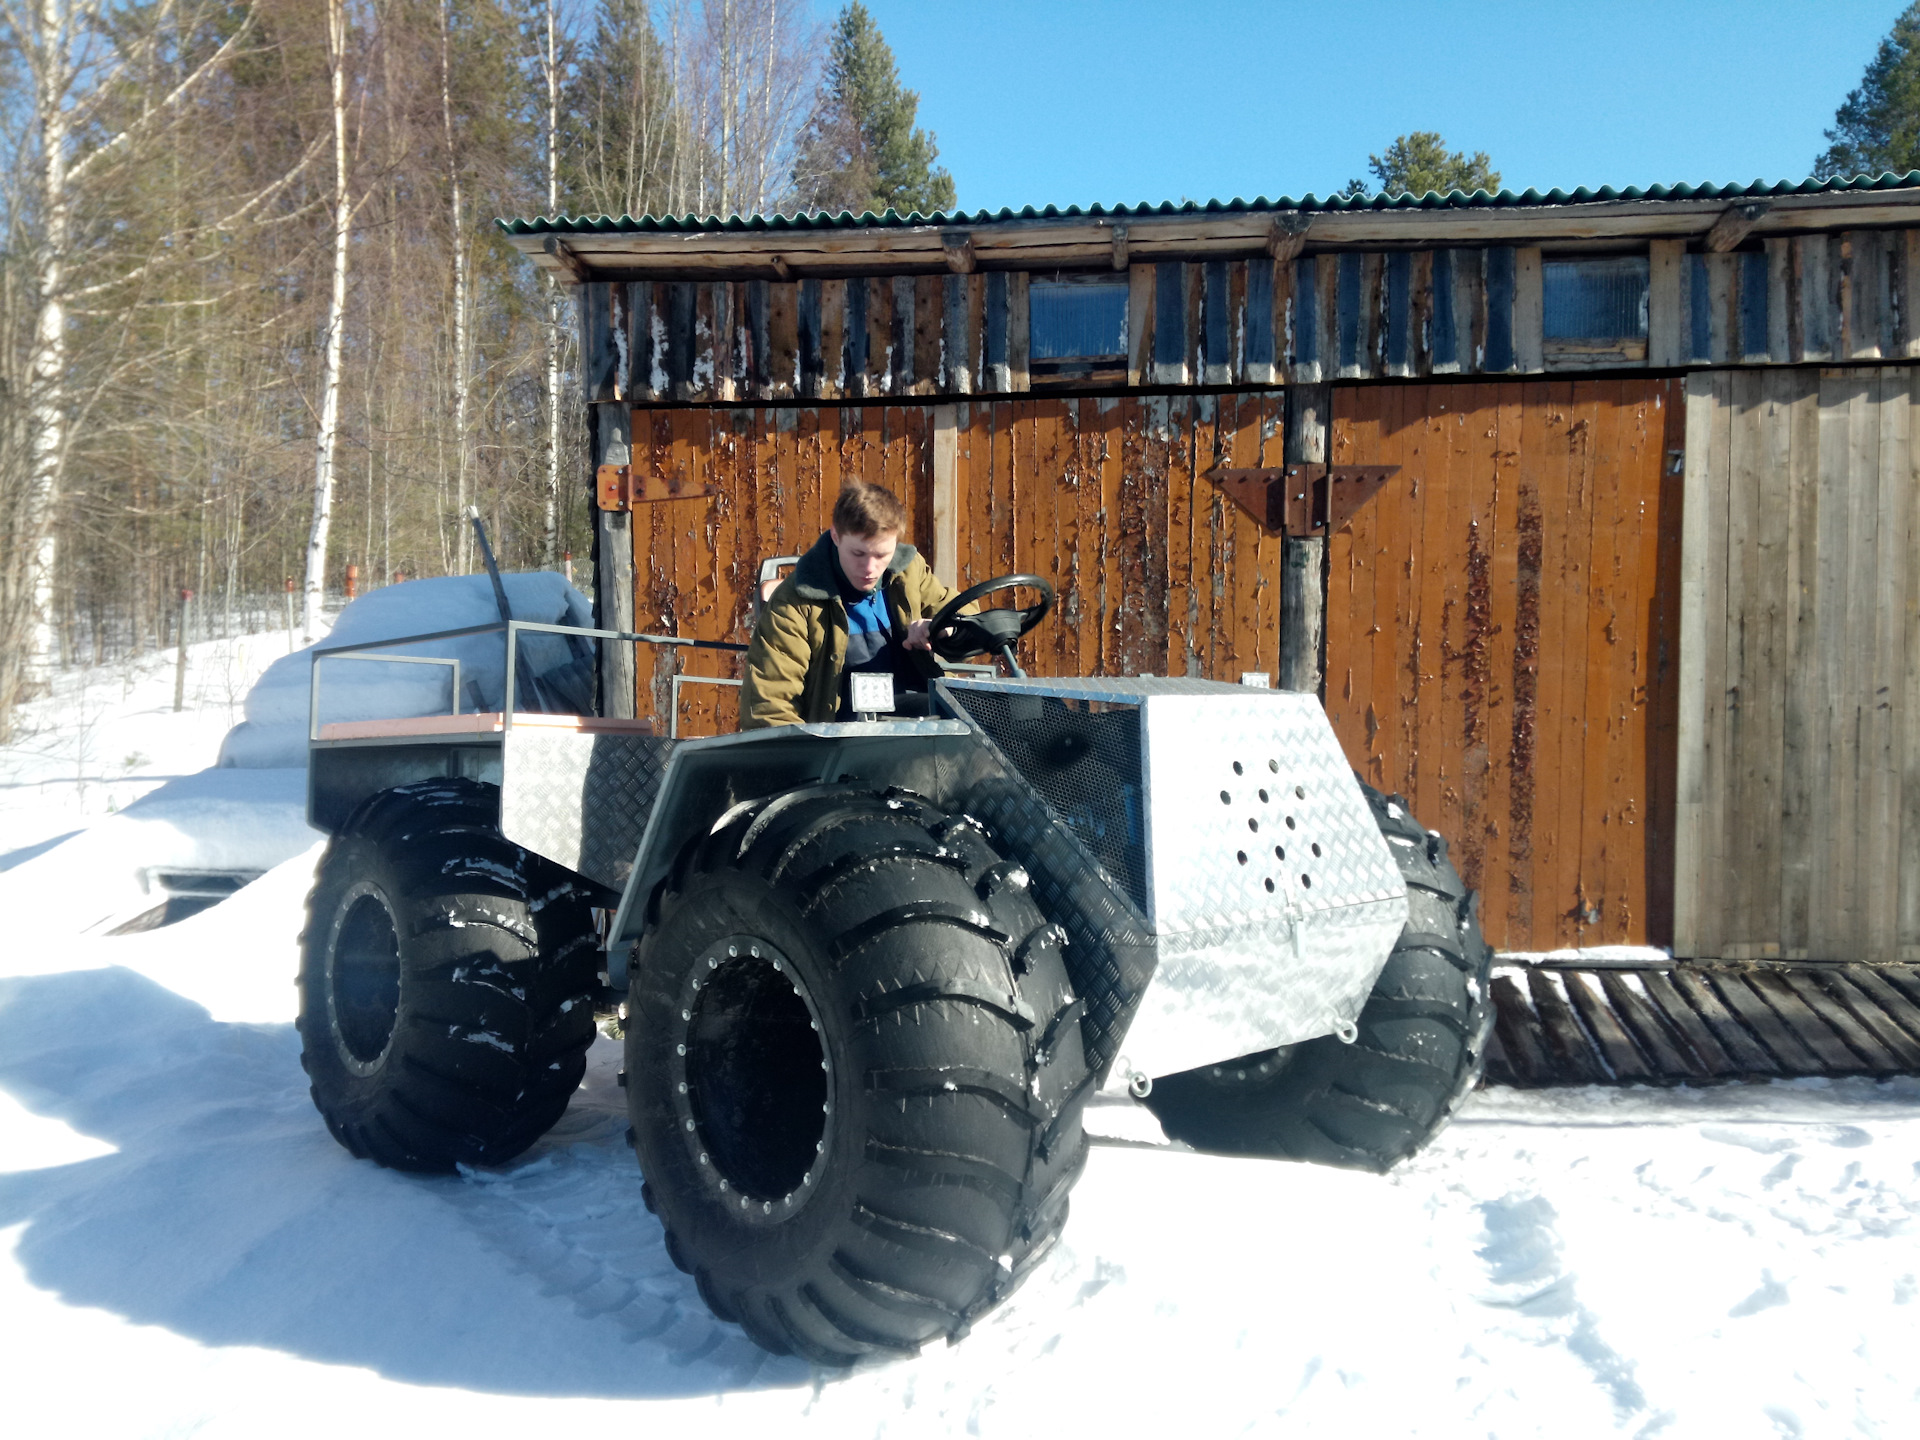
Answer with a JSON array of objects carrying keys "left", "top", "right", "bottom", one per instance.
[
  {"left": 173, "top": 589, "right": 192, "bottom": 712},
  {"left": 592, "top": 403, "right": 636, "bottom": 718}
]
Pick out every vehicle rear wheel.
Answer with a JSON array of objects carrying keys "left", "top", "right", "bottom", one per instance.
[
  {"left": 1142, "top": 781, "right": 1493, "bottom": 1172},
  {"left": 297, "top": 778, "right": 600, "bottom": 1171},
  {"left": 626, "top": 784, "right": 1092, "bottom": 1364}
]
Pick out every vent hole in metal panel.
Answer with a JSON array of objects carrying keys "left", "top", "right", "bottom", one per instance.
[
  {"left": 1263, "top": 878, "right": 1275, "bottom": 893},
  {"left": 1311, "top": 842, "right": 1322, "bottom": 857},
  {"left": 1219, "top": 790, "right": 1231, "bottom": 805},
  {"left": 1247, "top": 818, "right": 1259, "bottom": 833},
  {"left": 1236, "top": 850, "right": 1248, "bottom": 865},
  {"left": 1295, "top": 785, "right": 1306, "bottom": 799},
  {"left": 1232, "top": 761, "right": 1243, "bottom": 775},
  {"left": 1300, "top": 874, "right": 1313, "bottom": 889},
  {"left": 1274, "top": 845, "right": 1285, "bottom": 861}
]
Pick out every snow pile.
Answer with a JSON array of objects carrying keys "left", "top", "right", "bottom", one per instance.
[
  {"left": 0, "top": 629, "right": 294, "bottom": 864},
  {"left": 219, "top": 572, "right": 594, "bottom": 769},
  {"left": 0, "top": 630, "right": 317, "bottom": 935}
]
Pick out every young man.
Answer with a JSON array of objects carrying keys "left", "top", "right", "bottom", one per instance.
[{"left": 740, "top": 481, "right": 960, "bottom": 728}]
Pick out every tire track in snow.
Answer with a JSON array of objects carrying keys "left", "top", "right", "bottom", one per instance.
[
  {"left": 438, "top": 1057, "right": 798, "bottom": 1384},
  {"left": 1474, "top": 1192, "right": 1653, "bottom": 1423}
]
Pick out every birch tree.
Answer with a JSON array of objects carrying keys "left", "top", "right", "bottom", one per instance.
[
  {"left": 0, "top": 0, "right": 297, "bottom": 730},
  {"left": 438, "top": 0, "right": 472, "bottom": 574},
  {"left": 304, "top": 0, "right": 354, "bottom": 641}
]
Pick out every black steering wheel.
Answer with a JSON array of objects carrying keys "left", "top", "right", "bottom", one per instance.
[{"left": 927, "top": 573, "right": 1055, "bottom": 675}]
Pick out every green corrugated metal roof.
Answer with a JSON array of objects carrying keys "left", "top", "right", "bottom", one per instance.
[{"left": 500, "top": 172, "right": 1920, "bottom": 236}]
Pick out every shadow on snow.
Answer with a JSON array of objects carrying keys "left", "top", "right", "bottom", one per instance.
[{"left": 0, "top": 965, "right": 806, "bottom": 1398}]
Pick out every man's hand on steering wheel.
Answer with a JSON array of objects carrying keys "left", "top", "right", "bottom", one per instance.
[{"left": 926, "top": 573, "right": 1055, "bottom": 676}]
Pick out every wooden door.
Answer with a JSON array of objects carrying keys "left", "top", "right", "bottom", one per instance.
[
  {"left": 1326, "top": 379, "right": 1685, "bottom": 951},
  {"left": 1675, "top": 369, "right": 1920, "bottom": 964}
]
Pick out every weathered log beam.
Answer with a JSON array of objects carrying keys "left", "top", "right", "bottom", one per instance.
[
  {"left": 542, "top": 235, "right": 590, "bottom": 284},
  {"left": 1267, "top": 213, "right": 1312, "bottom": 265},
  {"left": 1704, "top": 200, "right": 1771, "bottom": 253}
]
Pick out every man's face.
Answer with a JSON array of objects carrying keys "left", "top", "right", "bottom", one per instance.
[{"left": 831, "top": 526, "right": 897, "bottom": 594}]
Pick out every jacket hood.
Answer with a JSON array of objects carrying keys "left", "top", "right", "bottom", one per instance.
[{"left": 787, "top": 530, "right": 920, "bottom": 603}]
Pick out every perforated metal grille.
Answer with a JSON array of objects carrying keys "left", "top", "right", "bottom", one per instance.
[{"left": 947, "top": 690, "right": 1148, "bottom": 913}]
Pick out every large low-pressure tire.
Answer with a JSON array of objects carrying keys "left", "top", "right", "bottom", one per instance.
[
  {"left": 298, "top": 777, "right": 600, "bottom": 1172},
  {"left": 1143, "top": 781, "right": 1493, "bottom": 1173},
  {"left": 626, "top": 784, "right": 1092, "bottom": 1365}
]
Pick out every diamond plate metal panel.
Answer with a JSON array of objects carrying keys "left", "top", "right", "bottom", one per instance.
[
  {"left": 1140, "top": 692, "right": 1405, "bottom": 933},
  {"left": 501, "top": 730, "right": 676, "bottom": 891},
  {"left": 940, "top": 679, "right": 1410, "bottom": 1079},
  {"left": 1116, "top": 691, "right": 1409, "bottom": 1074},
  {"left": 1116, "top": 904, "right": 1406, "bottom": 1078}
]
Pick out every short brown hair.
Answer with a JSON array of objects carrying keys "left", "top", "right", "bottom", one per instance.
[{"left": 831, "top": 480, "right": 908, "bottom": 539}]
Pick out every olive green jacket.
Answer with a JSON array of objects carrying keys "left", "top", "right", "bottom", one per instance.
[{"left": 740, "top": 533, "right": 958, "bottom": 728}]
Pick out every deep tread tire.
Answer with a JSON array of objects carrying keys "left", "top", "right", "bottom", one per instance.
[
  {"left": 297, "top": 778, "right": 600, "bottom": 1172},
  {"left": 627, "top": 785, "right": 1091, "bottom": 1365},
  {"left": 1143, "top": 781, "right": 1493, "bottom": 1173}
]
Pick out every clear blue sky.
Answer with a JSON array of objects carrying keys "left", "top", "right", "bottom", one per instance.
[{"left": 853, "top": 0, "right": 1903, "bottom": 212}]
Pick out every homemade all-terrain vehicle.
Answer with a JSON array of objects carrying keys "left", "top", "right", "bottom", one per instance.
[{"left": 297, "top": 564, "right": 1492, "bottom": 1365}]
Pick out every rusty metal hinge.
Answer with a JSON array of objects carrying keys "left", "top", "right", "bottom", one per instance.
[
  {"left": 1206, "top": 463, "right": 1400, "bottom": 538},
  {"left": 595, "top": 465, "right": 719, "bottom": 512}
]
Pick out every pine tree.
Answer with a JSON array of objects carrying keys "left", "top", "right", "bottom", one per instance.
[
  {"left": 791, "top": 2, "right": 954, "bottom": 217},
  {"left": 565, "top": 0, "right": 677, "bottom": 219},
  {"left": 1815, "top": 3, "right": 1920, "bottom": 179},
  {"left": 1340, "top": 132, "right": 1499, "bottom": 199}
]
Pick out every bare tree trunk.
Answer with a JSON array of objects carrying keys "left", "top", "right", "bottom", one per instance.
[
  {"left": 305, "top": 0, "right": 353, "bottom": 642},
  {"left": 22, "top": 0, "right": 73, "bottom": 702},
  {"left": 440, "top": 0, "right": 472, "bottom": 574}
]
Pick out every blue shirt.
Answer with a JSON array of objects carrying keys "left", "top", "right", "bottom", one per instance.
[{"left": 835, "top": 564, "right": 896, "bottom": 717}]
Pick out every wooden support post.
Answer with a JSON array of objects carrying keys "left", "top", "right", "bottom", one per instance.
[
  {"left": 173, "top": 588, "right": 191, "bottom": 712},
  {"left": 592, "top": 402, "right": 636, "bottom": 718},
  {"left": 1280, "top": 384, "right": 1329, "bottom": 695},
  {"left": 932, "top": 405, "right": 959, "bottom": 589}
]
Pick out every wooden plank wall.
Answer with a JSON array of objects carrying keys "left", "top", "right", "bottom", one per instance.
[
  {"left": 578, "top": 230, "right": 1920, "bottom": 404},
  {"left": 1675, "top": 368, "right": 1920, "bottom": 963},
  {"left": 629, "top": 395, "right": 1289, "bottom": 731},
  {"left": 1326, "top": 379, "right": 1685, "bottom": 952},
  {"left": 951, "top": 394, "right": 1287, "bottom": 681}
]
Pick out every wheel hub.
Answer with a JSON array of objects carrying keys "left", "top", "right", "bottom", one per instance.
[
  {"left": 677, "top": 939, "right": 832, "bottom": 1214},
  {"left": 330, "top": 883, "right": 401, "bottom": 1070}
]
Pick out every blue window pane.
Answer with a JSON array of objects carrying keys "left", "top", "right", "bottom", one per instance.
[
  {"left": 1030, "top": 280, "right": 1127, "bottom": 360},
  {"left": 1543, "top": 257, "right": 1649, "bottom": 341}
]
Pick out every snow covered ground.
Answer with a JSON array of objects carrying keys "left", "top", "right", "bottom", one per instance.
[{"left": 3, "top": 627, "right": 1918, "bottom": 1438}]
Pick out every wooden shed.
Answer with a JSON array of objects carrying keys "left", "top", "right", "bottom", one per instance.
[{"left": 504, "top": 176, "right": 1920, "bottom": 962}]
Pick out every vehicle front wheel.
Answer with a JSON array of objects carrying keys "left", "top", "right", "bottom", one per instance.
[{"left": 626, "top": 784, "right": 1093, "bottom": 1364}]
